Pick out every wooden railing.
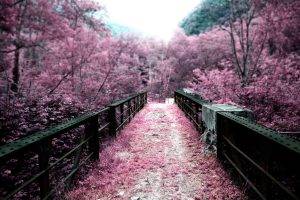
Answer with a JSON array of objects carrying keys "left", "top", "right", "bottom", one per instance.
[
  {"left": 174, "top": 89, "right": 300, "bottom": 200},
  {"left": 108, "top": 92, "right": 147, "bottom": 136},
  {"left": 174, "top": 90, "right": 209, "bottom": 132},
  {"left": 0, "top": 91, "right": 147, "bottom": 200}
]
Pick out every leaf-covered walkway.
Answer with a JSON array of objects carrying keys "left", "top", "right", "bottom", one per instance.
[{"left": 68, "top": 103, "right": 245, "bottom": 200}]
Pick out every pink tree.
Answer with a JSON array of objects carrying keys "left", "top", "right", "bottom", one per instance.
[
  {"left": 262, "top": 0, "right": 300, "bottom": 55},
  {"left": 187, "top": 0, "right": 300, "bottom": 131}
]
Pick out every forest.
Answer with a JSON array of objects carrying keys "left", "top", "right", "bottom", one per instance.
[
  {"left": 0, "top": 0, "right": 299, "bottom": 144},
  {"left": 0, "top": 0, "right": 300, "bottom": 199}
]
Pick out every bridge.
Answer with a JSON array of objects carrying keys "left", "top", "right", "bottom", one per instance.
[{"left": 0, "top": 91, "right": 299, "bottom": 200}]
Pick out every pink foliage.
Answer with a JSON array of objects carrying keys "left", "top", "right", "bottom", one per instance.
[
  {"left": 240, "top": 54, "right": 300, "bottom": 131},
  {"left": 163, "top": 2, "right": 300, "bottom": 131},
  {"left": 262, "top": 0, "right": 300, "bottom": 54},
  {"left": 0, "top": 0, "right": 299, "bottom": 198},
  {"left": 190, "top": 54, "right": 300, "bottom": 131},
  {"left": 191, "top": 67, "right": 240, "bottom": 105},
  {"left": 165, "top": 28, "right": 231, "bottom": 90},
  {"left": 0, "top": 0, "right": 298, "bottom": 140},
  {"left": 0, "top": 1, "right": 156, "bottom": 142}
]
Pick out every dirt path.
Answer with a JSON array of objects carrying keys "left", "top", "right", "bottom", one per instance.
[{"left": 68, "top": 103, "right": 245, "bottom": 200}]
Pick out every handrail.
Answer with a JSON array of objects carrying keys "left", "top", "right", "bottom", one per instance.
[
  {"left": 218, "top": 112, "right": 300, "bottom": 154},
  {"left": 0, "top": 91, "right": 147, "bottom": 200},
  {"left": 107, "top": 91, "right": 147, "bottom": 136},
  {"left": 109, "top": 91, "right": 146, "bottom": 107},
  {"left": 175, "top": 90, "right": 209, "bottom": 106},
  {"left": 0, "top": 108, "right": 108, "bottom": 162},
  {"left": 174, "top": 90, "right": 205, "bottom": 131},
  {"left": 174, "top": 89, "right": 300, "bottom": 200}
]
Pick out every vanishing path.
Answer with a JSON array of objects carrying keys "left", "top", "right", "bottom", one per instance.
[{"left": 68, "top": 103, "right": 245, "bottom": 200}]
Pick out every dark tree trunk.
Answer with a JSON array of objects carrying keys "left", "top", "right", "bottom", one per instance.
[
  {"left": 268, "top": 38, "right": 276, "bottom": 55},
  {"left": 11, "top": 48, "right": 20, "bottom": 93}
]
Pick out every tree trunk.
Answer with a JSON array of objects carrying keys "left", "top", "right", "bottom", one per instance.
[
  {"left": 11, "top": 48, "right": 20, "bottom": 93},
  {"left": 268, "top": 38, "right": 276, "bottom": 55}
]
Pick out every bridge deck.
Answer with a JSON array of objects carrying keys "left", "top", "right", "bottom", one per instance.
[{"left": 68, "top": 103, "right": 244, "bottom": 200}]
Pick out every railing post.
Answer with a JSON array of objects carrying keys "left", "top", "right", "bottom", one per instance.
[
  {"left": 142, "top": 93, "right": 145, "bottom": 107},
  {"left": 186, "top": 98, "right": 192, "bottom": 120},
  {"left": 189, "top": 100, "right": 192, "bottom": 120},
  {"left": 141, "top": 94, "right": 144, "bottom": 107},
  {"left": 194, "top": 103, "right": 197, "bottom": 124},
  {"left": 120, "top": 103, "right": 124, "bottom": 124},
  {"left": 197, "top": 105, "right": 204, "bottom": 131},
  {"left": 185, "top": 98, "right": 189, "bottom": 116},
  {"left": 188, "top": 99, "right": 192, "bottom": 118},
  {"left": 128, "top": 100, "right": 132, "bottom": 121},
  {"left": 137, "top": 95, "right": 140, "bottom": 111},
  {"left": 108, "top": 105, "right": 117, "bottom": 136},
  {"left": 189, "top": 101, "right": 193, "bottom": 120},
  {"left": 85, "top": 116, "right": 99, "bottom": 160},
  {"left": 134, "top": 97, "right": 137, "bottom": 114},
  {"left": 183, "top": 96, "right": 186, "bottom": 113},
  {"left": 216, "top": 113, "right": 224, "bottom": 160},
  {"left": 139, "top": 94, "right": 142, "bottom": 110},
  {"left": 261, "top": 144, "right": 271, "bottom": 198},
  {"left": 131, "top": 98, "right": 135, "bottom": 116},
  {"left": 140, "top": 94, "right": 143, "bottom": 109},
  {"left": 38, "top": 141, "right": 50, "bottom": 199},
  {"left": 195, "top": 104, "right": 199, "bottom": 125},
  {"left": 136, "top": 96, "right": 138, "bottom": 112},
  {"left": 179, "top": 95, "right": 182, "bottom": 107},
  {"left": 184, "top": 97, "right": 188, "bottom": 115},
  {"left": 137, "top": 96, "right": 140, "bottom": 111}
]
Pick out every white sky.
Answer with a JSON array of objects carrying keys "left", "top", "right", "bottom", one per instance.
[{"left": 100, "top": 0, "right": 201, "bottom": 41}]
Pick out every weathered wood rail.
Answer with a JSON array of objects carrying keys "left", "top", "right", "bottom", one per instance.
[
  {"left": 174, "top": 90, "right": 300, "bottom": 200},
  {"left": 0, "top": 92, "right": 147, "bottom": 199}
]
